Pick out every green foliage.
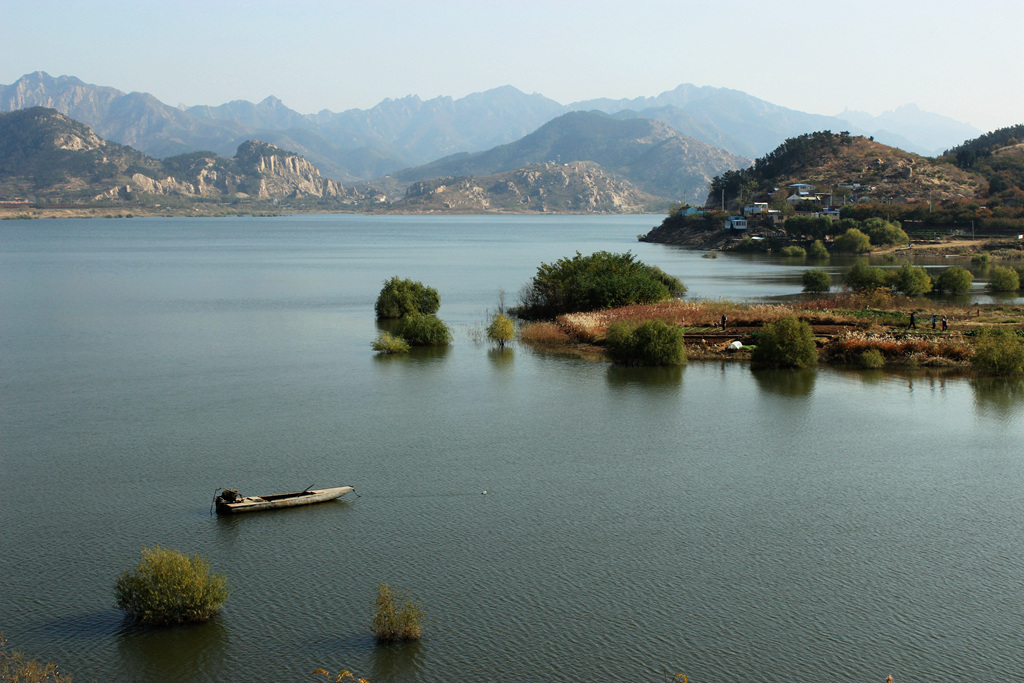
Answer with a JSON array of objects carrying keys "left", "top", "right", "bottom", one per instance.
[
  {"left": 987, "top": 265, "right": 1020, "bottom": 291},
  {"left": 802, "top": 269, "right": 832, "bottom": 293},
  {"left": 843, "top": 262, "right": 889, "bottom": 293},
  {"left": 935, "top": 266, "right": 974, "bottom": 294},
  {"left": 971, "top": 252, "right": 991, "bottom": 264},
  {"left": 486, "top": 313, "right": 515, "bottom": 349},
  {"left": 779, "top": 245, "right": 806, "bottom": 257},
  {"left": 372, "top": 584, "right": 423, "bottom": 643},
  {"left": 833, "top": 227, "right": 871, "bottom": 253},
  {"left": 114, "top": 546, "right": 229, "bottom": 626},
  {"left": 863, "top": 218, "right": 909, "bottom": 246},
  {"left": 752, "top": 316, "right": 818, "bottom": 368},
  {"left": 859, "top": 348, "right": 885, "bottom": 369},
  {"left": 516, "top": 251, "right": 684, "bottom": 319},
  {"left": 605, "top": 319, "right": 686, "bottom": 366},
  {"left": 972, "top": 328, "right": 1024, "bottom": 375},
  {"left": 784, "top": 216, "right": 831, "bottom": 240},
  {"left": 891, "top": 264, "right": 932, "bottom": 296},
  {"left": 374, "top": 277, "right": 441, "bottom": 319},
  {"left": 371, "top": 332, "right": 410, "bottom": 354},
  {"left": 807, "top": 239, "right": 829, "bottom": 259},
  {"left": 393, "top": 314, "right": 452, "bottom": 346}
]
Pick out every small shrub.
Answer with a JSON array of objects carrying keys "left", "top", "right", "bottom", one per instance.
[
  {"left": 779, "top": 245, "right": 806, "bottom": 257},
  {"left": 935, "top": 266, "right": 973, "bottom": 294},
  {"left": 807, "top": 240, "right": 829, "bottom": 259},
  {"left": 114, "top": 546, "right": 229, "bottom": 625},
  {"left": 859, "top": 348, "right": 885, "bottom": 368},
  {"left": 486, "top": 314, "right": 515, "bottom": 349},
  {"left": 374, "top": 277, "right": 441, "bottom": 319},
  {"left": 371, "top": 332, "right": 410, "bottom": 354},
  {"left": 0, "top": 634, "right": 73, "bottom": 683},
  {"left": 892, "top": 264, "right": 932, "bottom": 296},
  {"left": 372, "top": 584, "right": 423, "bottom": 643},
  {"left": 971, "top": 252, "right": 991, "bottom": 264},
  {"left": 987, "top": 265, "right": 1020, "bottom": 292},
  {"left": 393, "top": 314, "right": 452, "bottom": 346},
  {"left": 605, "top": 319, "right": 686, "bottom": 366},
  {"left": 802, "top": 269, "right": 832, "bottom": 293},
  {"left": 752, "top": 316, "right": 818, "bottom": 368},
  {"left": 834, "top": 227, "right": 871, "bottom": 254},
  {"left": 973, "top": 328, "right": 1024, "bottom": 375}
]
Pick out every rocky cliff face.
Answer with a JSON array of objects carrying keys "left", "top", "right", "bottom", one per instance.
[
  {"left": 398, "top": 161, "right": 659, "bottom": 212},
  {"left": 235, "top": 140, "right": 344, "bottom": 199}
]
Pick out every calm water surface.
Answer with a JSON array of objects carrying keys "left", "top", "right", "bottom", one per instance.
[{"left": 2, "top": 215, "right": 1024, "bottom": 682}]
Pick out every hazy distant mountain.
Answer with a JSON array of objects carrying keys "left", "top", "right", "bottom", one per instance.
[
  {"left": 0, "top": 72, "right": 983, "bottom": 184},
  {"left": 394, "top": 111, "right": 749, "bottom": 203}
]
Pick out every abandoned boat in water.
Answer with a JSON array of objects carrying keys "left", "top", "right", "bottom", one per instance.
[{"left": 214, "top": 486, "right": 354, "bottom": 514}]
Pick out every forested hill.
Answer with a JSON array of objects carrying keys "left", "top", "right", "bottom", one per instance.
[{"left": 708, "top": 131, "right": 983, "bottom": 209}]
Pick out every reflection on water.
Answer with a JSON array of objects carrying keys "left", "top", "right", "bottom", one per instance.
[
  {"left": 971, "top": 376, "right": 1024, "bottom": 419},
  {"left": 751, "top": 367, "right": 817, "bottom": 396},
  {"left": 486, "top": 347, "right": 515, "bottom": 369},
  {"left": 116, "top": 618, "right": 229, "bottom": 681},
  {"left": 605, "top": 364, "right": 684, "bottom": 388},
  {"left": 370, "top": 640, "right": 424, "bottom": 683}
]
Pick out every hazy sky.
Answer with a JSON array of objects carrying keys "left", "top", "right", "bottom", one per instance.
[{"left": 3, "top": 0, "right": 1021, "bottom": 132}]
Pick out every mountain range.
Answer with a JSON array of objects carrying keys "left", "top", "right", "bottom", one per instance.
[{"left": 0, "top": 72, "right": 982, "bottom": 187}]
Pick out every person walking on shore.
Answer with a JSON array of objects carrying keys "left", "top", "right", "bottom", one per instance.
[
  {"left": 907, "top": 311, "right": 917, "bottom": 330},
  {"left": 942, "top": 315, "right": 948, "bottom": 331}
]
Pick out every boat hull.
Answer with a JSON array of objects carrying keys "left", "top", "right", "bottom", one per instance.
[{"left": 215, "top": 486, "right": 354, "bottom": 514}]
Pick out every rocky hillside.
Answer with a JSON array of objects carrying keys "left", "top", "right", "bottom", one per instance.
[
  {"left": 392, "top": 161, "right": 660, "bottom": 213},
  {"left": 395, "top": 111, "right": 749, "bottom": 203},
  {"left": 710, "top": 131, "right": 984, "bottom": 209},
  {"left": 0, "top": 107, "right": 346, "bottom": 206}
]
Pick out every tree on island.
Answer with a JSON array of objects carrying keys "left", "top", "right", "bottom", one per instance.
[
  {"left": 515, "top": 251, "right": 685, "bottom": 319},
  {"left": 374, "top": 277, "right": 441, "bottom": 319}
]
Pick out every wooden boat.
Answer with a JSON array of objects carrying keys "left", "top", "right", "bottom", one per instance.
[{"left": 214, "top": 486, "right": 354, "bottom": 514}]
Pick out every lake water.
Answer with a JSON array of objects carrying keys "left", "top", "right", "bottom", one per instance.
[{"left": 2, "top": 214, "right": 1024, "bottom": 683}]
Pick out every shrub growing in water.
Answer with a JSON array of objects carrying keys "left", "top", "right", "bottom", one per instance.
[
  {"left": 843, "top": 262, "right": 889, "bottom": 292},
  {"left": 371, "top": 332, "right": 410, "bottom": 354},
  {"left": 934, "top": 266, "right": 973, "bottom": 294},
  {"left": 605, "top": 319, "right": 686, "bottom": 366},
  {"left": 752, "top": 316, "right": 818, "bottom": 368},
  {"left": 802, "top": 269, "right": 831, "bottom": 293},
  {"left": 114, "top": 546, "right": 229, "bottom": 625},
  {"left": 833, "top": 228, "right": 871, "bottom": 254},
  {"left": 486, "top": 313, "right": 515, "bottom": 349},
  {"left": 516, "top": 251, "right": 685, "bottom": 319},
  {"left": 859, "top": 348, "right": 885, "bottom": 369},
  {"left": 987, "top": 265, "right": 1020, "bottom": 292},
  {"left": 374, "top": 277, "right": 441, "bottom": 319},
  {"left": 972, "top": 328, "right": 1024, "bottom": 375},
  {"left": 779, "top": 245, "right": 806, "bottom": 257},
  {"left": 393, "top": 314, "right": 452, "bottom": 346},
  {"left": 807, "top": 239, "right": 829, "bottom": 260},
  {"left": 372, "top": 584, "right": 423, "bottom": 643},
  {"left": 891, "top": 264, "right": 932, "bottom": 296}
]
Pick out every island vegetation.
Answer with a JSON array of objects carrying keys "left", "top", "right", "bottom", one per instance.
[{"left": 114, "top": 546, "right": 229, "bottom": 626}]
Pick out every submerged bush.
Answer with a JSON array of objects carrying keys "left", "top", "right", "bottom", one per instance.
[
  {"left": 605, "top": 319, "right": 686, "bottom": 366},
  {"left": 114, "top": 546, "right": 229, "bottom": 625},
  {"left": 807, "top": 239, "right": 829, "bottom": 259},
  {"left": 987, "top": 265, "right": 1020, "bottom": 292},
  {"left": 516, "top": 251, "right": 684, "bottom": 319},
  {"left": 972, "top": 328, "right": 1024, "bottom": 375},
  {"left": 371, "top": 332, "right": 410, "bottom": 354},
  {"left": 752, "top": 316, "right": 818, "bottom": 368},
  {"left": 486, "top": 313, "right": 515, "bottom": 349},
  {"left": 779, "top": 245, "right": 806, "bottom": 258},
  {"left": 374, "top": 277, "right": 441, "bottom": 319},
  {"left": 802, "top": 269, "right": 831, "bottom": 293},
  {"left": 934, "top": 266, "right": 973, "bottom": 294},
  {"left": 372, "top": 584, "right": 423, "bottom": 643},
  {"left": 843, "top": 262, "right": 889, "bottom": 292},
  {"left": 891, "top": 264, "right": 932, "bottom": 296},
  {"left": 393, "top": 314, "right": 452, "bottom": 346}
]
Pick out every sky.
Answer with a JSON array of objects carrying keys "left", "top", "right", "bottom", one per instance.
[{"left": 3, "top": 0, "right": 1022, "bottom": 133}]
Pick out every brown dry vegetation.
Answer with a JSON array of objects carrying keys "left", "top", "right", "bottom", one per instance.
[{"left": 520, "top": 294, "right": 1024, "bottom": 370}]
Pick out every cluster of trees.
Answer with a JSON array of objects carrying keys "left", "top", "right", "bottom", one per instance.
[
  {"left": 784, "top": 216, "right": 908, "bottom": 251},
  {"left": 372, "top": 277, "right": 451, "bottom": 351},
  {"left": 515, "top": 251, "right": 685, "bottom": 319}
]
